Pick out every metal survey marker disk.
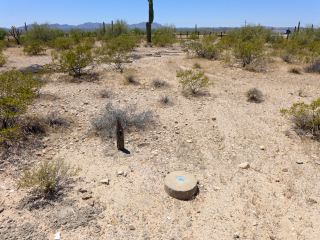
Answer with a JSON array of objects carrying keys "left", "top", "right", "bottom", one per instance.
[{"left": 164, "top": 171, "right": 198, "bottom": 200}]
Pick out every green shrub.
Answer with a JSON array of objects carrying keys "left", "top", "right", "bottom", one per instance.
[
  {"left": 48, "top": 37, "right": 74, "bottom": 50},
  {"left": 106, "top": 19, "right": 129, "bottom": 37},
  {"left": 53, "top": 42, "right": 94, "bottom": 77},
  {"left": 69, "top": 28, "right": 84, "bottom": 44},
  {"left": 17, "top": 158, "right": 79, "bottom": 193},
  {"left": 152, "top": 34, "right": 177, "bottom": 47},
  {"left": 233, "top": 39, "right": 264, "bottom": 67},
  {"left": 0, "top": 28, "right": 7, "bottom": 40},
  {"left": 176, "top": 69, "right": 212, "bottom": 94},
  {"left": 281, "top": 98, "right": 320, "bottom": 140},
  {"left": 25, "top": 23, "right": 64, "bottom": 42},
  {"left": 23, "top": 39, "right": 46, "bottom": 55},
  {"left": 188, "top": 39, "right": 220, "bottom": 60},
  {"left": 0, "top": 69, "right": 44, "bottom": 143},
  {"left": 92, "top": 103, "right": 155, "bottom": 139}
]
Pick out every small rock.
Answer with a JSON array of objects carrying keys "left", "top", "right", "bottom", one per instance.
[
  {"left": 282, "top": 168, "right": 288, "bottom": 172},
  {"left": 175, "top": 131, "right": 180, "bottom": 134},
  {"left": 259, "top": 145, "right": 265, "bottom": 150},
  {"left": 296, "top": 161, "right": 304, "bottom": 164},
  {"left": 315, "top": 161, "right": 320, "bottom": 165},
  {"left": 186, "top": 140, "right": 193, "bottom": 143},
  {"left": 124, "top": 172, "right": 127, "bottom": 177},
  {"left": 117, "top": 171, "right": 124, "bottom": 175},
  {"left": 275, "top": 178, "right": 280, "bottom": 182},
  {"left": 128, "top": 224, "right": 136, "bottom": 230},
  {"left": 54, "top": 232, "right": 61, "bottom": 240},
  {"left": 82, "top": 193, "right": 92, "bottom": 200},
  {"left": 186, "top": 221, "right": 192, "bottom": 228},
  {"left": 78, "top": 188, "right": 88, "bottom": 193},
  {"left": 253, "top": 222, "right": 258, "bottom": 226},
  {"left": 0, "top": 207, "right": 4, "bottom": 213},
  {"left": 87, "top": 198, "right": 94, "bottom": 206},
  {"left": 100, "top": 179, "right": 109, "bottom": 185},
  {"left": 238, "top": 162, "right": 250, "bottom": 169},
  {"left": 98, "top": 214, "right": 105, "bottom": 219},
  {"left": 213, "top": 186, "right": 220, "bottom": 191},
  {"left": 233, "top": 232, "right": 240, "bottom": 238}
]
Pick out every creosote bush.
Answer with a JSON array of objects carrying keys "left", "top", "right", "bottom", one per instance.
[
  {"left": 124, "top": 73, "right": 139, "bottom": 85},
  {"left": 17, "top": 158, "right": 79, "bottom": 194},
  {"left": 0, "top": 69, "right": 45, "bottom": 143},
  {"left": 304, "top": 61, "right": 320, "bottom": 73},
  {"left": 52, "top": 42, "right": 94, "bottom": 77},
  {"left": 177, "top": 69, "right": 212, "bottom": 94},
  {"left": 23, "top": 39, "right": 46, "bottom": 55},
  {"left": 92, "top": 103, "right": 155, "bottom": 140},
  {"left": 246, "top": 88, "right": 263, "bottom": 103},
  {"left": 281, "top": 98, "right": 320, "bottom": 140},
  {"left": 0, "top": 49, "right": 7, "bottom": 66}
]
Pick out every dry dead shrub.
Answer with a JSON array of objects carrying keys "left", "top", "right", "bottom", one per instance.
[
  {"left": 304, "top": 61, "right": 320, "bottom": 73},
  {"left": 92, "top": 103, "right": 155, "bottom": 140},
  {"left": 99, "top": 88, "right": 112, "bottom": 98},
  {"left": 246, "top": 88, "right": 263, "bottom": 103},
  {"left": 288, "top": 66, "right": 301, "bottom": 74},
  {"left": 123, "top": 72, "right": 139, "bottom": 85},
  {"left": 152, "top": 79, "right": 168, "bottom": 88},
  {"left": 159, "top": 94, "right": 172, "bottom": 105}
]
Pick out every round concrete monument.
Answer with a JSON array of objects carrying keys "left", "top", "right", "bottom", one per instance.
[{"left": 164, "top": 171, "right": 198, "bottom": 200}]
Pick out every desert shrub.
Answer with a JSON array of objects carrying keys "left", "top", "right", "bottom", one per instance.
[
  {"left": 92, "top": 103, "right": 155, "bottom": 139},
  {"left": 69, "top": 28, "right": 85, "bottom": 44},
  {"left": 52, "top": 42, "right": 94, "bottom": 77},
  {"left": 177, "top": 69, "right": 212, "bottom": 94},
  {"left": 246, "top": 88, "right": 263, "bottom": 102},
  {"left": 193, "top": 62, "right": 201, "bottom": 68},
  {"left": 0, "top": 69, "right": 45, "bottom": 143},
  {"left": 99, "top": 89, "right": 112, "bottom": 98},
  {"left": 304, "top": 61, "right": 320, "bottom": 73},
  {"left": 21, "top": 115, "right": 47, "bottom": 135},
  {"left": 46, "top": 111, "right": 70, "bottom": 128},
  {"left": 281, "top": 98, "right": 320, "bottom": 140},
  {"left": 152, "top": 34, "right": 177, "bottom": 47},
  {"left": 0, "top": 28, "right": 7, "bottom": 40},
  {"left": 288, "top": 66, "right": 301, "bottom": 74},
  {"left": 17, "top": 158, "right": 79, "bottom": 193},
  {"left": 0, "top": 49, "right": 7, "bottom": 66},
  {"left": 233, "top": 39, "right": 264, "bottom": 67},
  {"left": 48, "top": 37, "right": 74, "bottom": 50},
  {"left": 96, "top": 34, "right": 137, "bottom": 72},
  {"left": 23, "top": 39, "right": 46, "bottom": 55},
  {"left": 152, "top": 79, "right": 168, "bottom": 88},
  {"left": 189, "top": 33, "right": 199, "bottom": 40},
  {"left": 25, "top": 23, "right": 64, "bottom": 42}
]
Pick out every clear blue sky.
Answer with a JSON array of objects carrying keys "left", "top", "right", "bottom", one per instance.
[{"left": 0, "top": 0, "right": 319, "bottom": 28}]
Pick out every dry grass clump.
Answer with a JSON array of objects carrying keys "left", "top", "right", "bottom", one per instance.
[
  {"left": 99, "top": 88, "right": 112, "bottom": 98},
  {"left": 193, "top": 62, "right": 201, "bottom": 69},
  {"left": 17, "top": 158, "right": 79, "bottom": 194},
  {"left": 159, "top": 94, "right": 172, "bottom": 105},
  {"left": 92, "top": 103, "right": 155, "bottom": 139},
  {"left": 246, "top": 88, "right": 263, "bottom": 103},
  {"left": 304, "top": 61, "right": 320, "bottom": 73},
  {"left": 152, "top": 79, "right": 168, "bottom": 88},
  {"left": 288, "top": 66, "right": 301, "bottom": 74},
  {"left": 124, "top": 73, "right": 139, "bottom": 85}
]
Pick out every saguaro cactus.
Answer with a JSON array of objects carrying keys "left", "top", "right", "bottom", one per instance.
[
  {"left": 102, "top": 21, "right": 106, "bottom": 35},
  {"left": 116, "top": 118, "right": 124, "bottom": 150},
  {"left": 24, "top": 22, "right": 28, "bottom": 32},
  {"left": 111, "top": 20, "right": 114, "bottom": 36},
  {"left": 146, "top": 0, "right": 154, "bottom": 43},
  {"left": 297, "top": 21, "right": 300, "bottom": 32}
]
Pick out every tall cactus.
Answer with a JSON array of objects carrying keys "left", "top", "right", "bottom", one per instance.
[
  {"left": 146, "top": 0, "right": 154, "bottom": 43},
  {"left": 102, "top": 21, "right": 106, "bottom": 35},
  {"left": 297, "top": 21, "right": 300, "bottom": 32}
]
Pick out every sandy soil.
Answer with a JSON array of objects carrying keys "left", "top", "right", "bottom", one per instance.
[{"left": 0, "top": 42, "right": 320, "bottom": 240}]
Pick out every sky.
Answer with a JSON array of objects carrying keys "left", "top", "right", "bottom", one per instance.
[{"left": 0, "top": 0, "right": 319, "bottom": 29}]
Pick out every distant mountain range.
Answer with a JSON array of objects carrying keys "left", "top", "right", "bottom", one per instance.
[
  {"left": 1, "top": 22, "right": 163, "bottom": 31},
  {"left": 1, "top": 22, "right": 294, "bottom": 33}
]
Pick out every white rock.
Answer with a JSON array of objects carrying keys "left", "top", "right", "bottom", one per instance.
[
  {"left": 100, "top": 179, "right": 109, "bottom": 185},
  {"left": 238, "top": 162, "right": 250, "bottom": 169},
  {"left": 117, "top": 171, "right": 124, "bottom": 175},
  {"left": 186, "top": 140, "right": 193, "bottom": 143},
  {"left": 54, "top": 232, "right": 61, "bottom": 240}
]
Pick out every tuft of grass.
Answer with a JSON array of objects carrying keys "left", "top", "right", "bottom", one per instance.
[
  {"left": 288, "top": 66, "right": 301, "bottom": 74},
  {"left": 124, "top": 73, "right": 139, "bottom": 85},
  {"left": 46, "top": 112, "right": 70, "bottom": 128},
  {"left": 92, "top": 103, "right": 155, "bottom": 140},
  {"left": 152, "top": 79, "right": 168, "bottom": 88},
  {"left": 159, "top": 94, "right": 172, "bottom": 105},
  {"left": 246, "top": 88, "right": 263, "bottom": 103},
  {"left": 17, "top": 158, "right": 79, "bottom": 194}
]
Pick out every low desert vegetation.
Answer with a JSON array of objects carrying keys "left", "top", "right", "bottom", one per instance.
[
  {"left": 0, "top": 69, "right": 45, "bottom": 144},
  {"left": 177, "top": 68, "right": 212, "bottom": 94},
  {"left": 24, "top": 22, "right": 64, "bottom": 42},
  {"left": 17, "top": 158, "right": 79, "bottom": 194},
  {"left": 159, "top": 94, "right": 172, "bottom": 105},
  {"left": 281, "top": 98, "right": 320, "bottom": 140},
  {"left": 92, "top": 103, "right": 155, "bottom": 140},
  {"left": 152, "top": 79, "right": 168, "bottom": 88},
  {"left": 0, "top": 28, "right": 7, "bottom": 40},
  {"left": 288, "top": 66, "right": 301, "bottom": 74},
  {"left": 23, "top": 39, "right": 46, "bottom": 55},
  {"left": 246, "top": 88, "right": 264, "bottom": 103},
  {"left": 151, "top": 25, "right": 177, "bottom": 47},
  {"left": 47, "top": 37, "right": 74, "bottom": 51},
  {"left": 0, "top": 48, "right": 7, "bottom": 66}
]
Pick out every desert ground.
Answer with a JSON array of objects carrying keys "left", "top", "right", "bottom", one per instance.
[{"left": 0, "top": 41, "right": 320, "bottom": 240}]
